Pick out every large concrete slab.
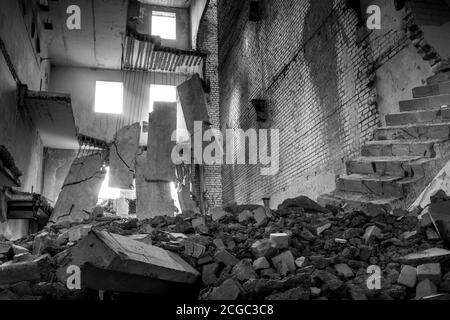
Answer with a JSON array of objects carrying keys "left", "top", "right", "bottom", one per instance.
[
  {"left": 49, "top": 153, "right": 106, "bottom": 224},
  {"left": 177, "top": 74, "right": 211, "bottom": 134},
  {"left": 146, "top": 102, "right": 177, "bottom": 182},
  {"left": 56, "top": 230, "right": 200, "bottom": 292},
  {"left": 109, "top": 123, "right": 141, "bottom": 189},
  {"left": 136, "top": 152, "right": 176, "bottom": 219}
]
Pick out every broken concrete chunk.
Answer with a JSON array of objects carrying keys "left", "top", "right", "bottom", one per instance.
[
  {"left": 251, "top": 239, "right": 278, "bottom": 259},
  {"left": 416, "top": 279, "right": 438, "bottom": 300},
  {"left": 272, "top": 251, "right": 296, "bottom": 276},
  {"left": 183, "top": 240, "right": 206, "bottom": 259},
  {"left": 397, "top": 265, "right": 417, "bottom": 288},
  {"left": 278, "top": 196, "right": 329, "bottom": 213},
  {"left": 238, "top": 210, "right": 254, "bottom": 223},
  {"left": 417, "top": 263, "right": 442, "bottom": 284},
  {"left": 213, "top": 239, "right": 226, "bottom": 250},
  {"left": 426, "top": 228, "right": 440, "bottom": 240},
  {"left": 0, "top": 255, "right": 51, "bottom": 285},
  {"left": 211, "top": 208, "right": 230, "bottom": 222},
  {"left": 334, "top": 264, "right": 354, "bottom": 279},
  {"left": 11, "top": 244, "right": 29, "bottom": 255},
  {"left": 265, "top": 286, "right": 310, "bottom": 300},
  {"left": 314, "top": 270, "right": 343, "bottom": 291},
  {"left": 202, "top": 263, "right": 220, "bottom": 286},
  {"left": 68, "top": 225, "right": 92, "bottom": 243},
  {"left": 399, "top": 248, "right": 450, "bottom": 266},
  {"left": 207, "top": 279, "right": 241, "bottom": 300},
  {"left": 253, "top": 207, "right": 268, "bottom": 227},
  {"left": 214, "top": 249, "right": 239, "bottom": 266},
  {"left": 400, "top": 230, "right": 417, "bottom": 240},
  {"left": 269, "top": 233, "right": 290, "bottom": 249},
  {"left": 253, "top": 257, "right": 270, "bottom": 271},
  {"left": 232, "top": 259, "right": 257, "bottom": 281}
]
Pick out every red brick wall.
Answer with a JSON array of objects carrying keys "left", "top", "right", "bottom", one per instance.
[{"left": 217, "top": 0, "right": 412, "bottom": 205}]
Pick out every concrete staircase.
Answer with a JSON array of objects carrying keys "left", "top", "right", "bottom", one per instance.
[{"left": 318, "top": 73, "right": 450, "bottom": 214}]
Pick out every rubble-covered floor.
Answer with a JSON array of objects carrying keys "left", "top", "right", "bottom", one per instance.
[{"left": 1, "top": 195, "right": 450, "bottom": 301}]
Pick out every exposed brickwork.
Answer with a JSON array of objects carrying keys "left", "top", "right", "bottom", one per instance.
[
  {"left": 196, "top": 0, "right": 223, "bottom": 210},
  {"left": 217, "top": 0, "right": 414, "bottom": 205}
]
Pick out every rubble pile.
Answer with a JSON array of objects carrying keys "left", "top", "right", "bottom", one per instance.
[{"left": 1, "top": 195, "right": 450, "bottom": 300}]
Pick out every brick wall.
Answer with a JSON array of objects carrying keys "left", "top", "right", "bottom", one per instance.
[
  {"left": 217, "top": 0, "right": 416, "bottom": 205},
  {"left": 196, "top": 0, "right": 223, "bottom": 210}
]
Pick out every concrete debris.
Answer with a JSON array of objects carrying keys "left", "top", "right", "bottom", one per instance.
[{"left": 0, "top": 193, "right": 449, "bottom": 300}]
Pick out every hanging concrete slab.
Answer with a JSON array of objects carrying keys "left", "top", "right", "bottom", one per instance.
[
  {"left": 56, "top": 230, "right": 200, "bottom": 293},
  {"left": 136, "top": 152, "right": 176, "bottom": 219},
  {"left": 109, "top": 123, "right": 141, "bottom": 189},
  {"left": 49, "top": 153, "right": 106, "bottom": 224},
  {"left": 177, "top": 74, "right": 211, "bottom": 134},
  {"left": 146, "top": 102, "right": 177, "bottom": 182}
]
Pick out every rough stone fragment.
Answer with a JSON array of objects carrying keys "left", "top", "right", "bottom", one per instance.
[
  {"left": 50, "top": 153, "right": 106, "bottom": 224},
  {"left": 400, "top": 230, "right": 417, "bottom": 240},
  {"left": 232, "top": 259, "right": 257, "bottom": 281},
  {"left": 334, "top": 264, "right": 354, "bottom": 279},
  {"left": 426, "top": 228, "right": 440, "bottom": 240},
  {"left": 295, "top": 257, "right": 306, "bottom": 268},
  {"left": 183, "top": 240, "right": 206, "bottom": 258},
  {"left": 278, "top": 196, "right": 329, "bottom": 213},
  {"left": 213, "top": 239, "right": 226, "bottom": 250},
  {"left": 272, "top": 251, "right": 296, "bottom": 276},
  {"left": 269, "top": 233, "right": 290, "bottom": 249},
  {"left": 314, "top": 270, "right": 343, "bottom": 291},
  {"left": 109, "top": 123, "right": 141, "bottom": 189},
  {"left": 253, "top": 257, "right": 270, "bottom": 271},
  {"left": 214, "top": 249, "right": 239, "bottom": 266},
  {"left": 417, "top": 263, "right": 442, "bottom": 284},
  {"left": 202, "top": 263, "right": 220, "bottom": 286},
  {"left": 208, "top": 279, "right": 241, "bottom": 300},
  {"left": 397, "top": 265, "right": 417, "bottom": 288},
  {"left": 416, "top": 279, "right": 438, "bottom": 299},
  {"left": 11, "top": 244, "right": 28, "bottom": 255},
  {"left": 265, "top": 286, "right": 310, "bottom": 300},
  {"left": 251, "top": 239, "right": 278, "bottom": 259},
  {"left": 253, "top": 207, "right": 268, "bottom": 227}
]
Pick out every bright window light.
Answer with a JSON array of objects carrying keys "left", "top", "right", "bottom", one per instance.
[
  {"left": 95, "top": 81, "right": 123, "bottom": 114},
  {"left": 151, "top": 11, "right": 176, "bottom": 40},
  {"left": 149, "top": 84, "right": 177, "bottom": 112},
  {"left": 98, "top": 167, "right": 121, "bottom": 200}
]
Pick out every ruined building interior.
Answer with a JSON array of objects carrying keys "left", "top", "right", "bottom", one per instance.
[{"left": 1, "top": 0, "right": 450, "bottom": 302}]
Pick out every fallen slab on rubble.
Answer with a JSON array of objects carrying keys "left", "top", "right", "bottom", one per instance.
[
  {"left": 399, "top": 248, "right": 450, "bottom": 266},
  {"left": 56, "top": 230, "right": 200, "bottom": 294},
  {"left": 0, "top": 255, "right": 51, "bottom": 285}
]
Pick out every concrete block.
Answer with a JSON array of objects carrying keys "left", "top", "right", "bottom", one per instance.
[
  {"left": 232, "top": 259, "right": 257, "bottom": 281},
  {"left": 269, "top": 233, "right": 290, "bottom": 249},
  {"left": 417, "top": 263, "right": 442, "bottom": 284},
  {"left": 250, "top": 239, "right": 278, "bottom": 259},
  {"left": 295, "top": 257, "right": 306, "bottom": 268},
  {"left": 272, "top": 251, "right": 296, "bottom": 276},
  {"left": 208, "top": 279, "right": 241, "bottom": 300},
  {"left": 416, "top": 279, "right": 438, "bottom": 299},
  {"left": 253, "top": 257, "right": 270, "bottom": 270},
  {"left": 398, "top": 265, "right": 417, "bottom": 288}
]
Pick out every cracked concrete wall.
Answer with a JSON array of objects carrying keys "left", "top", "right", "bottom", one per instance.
[
  {"left": 0, "top": 0, "right": 51, "bottom": 240},
  {"left": 42, "top": 148, "right": 78, "bottom": 204}
]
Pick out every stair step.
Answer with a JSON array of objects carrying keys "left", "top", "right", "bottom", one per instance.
[
  {"left": 346, "top": 156, "right": 428, "bottom": 176},
  {"left": 399, "top": 94, "right": 450, "bottom": 112},
  {"left": 317, "top": 191, "right": 402, "bottom": 214},
  {"left": 385, "top": 107, "right": 450, "bottom": 126},
  {"left": 427, "top": 71, "right": 450, "bottom": 85},
  {"left": 413, "top": 81, "right": 450, "bottom": 98},
  {"left": 361, "top": 139, "right": 443, "bottom": 158},
  {"left": 374, "top": 123, "right": 450, "bottom": 141},
  {"left": 337, "top": 174, "right": 406, "bottom": 197}
]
